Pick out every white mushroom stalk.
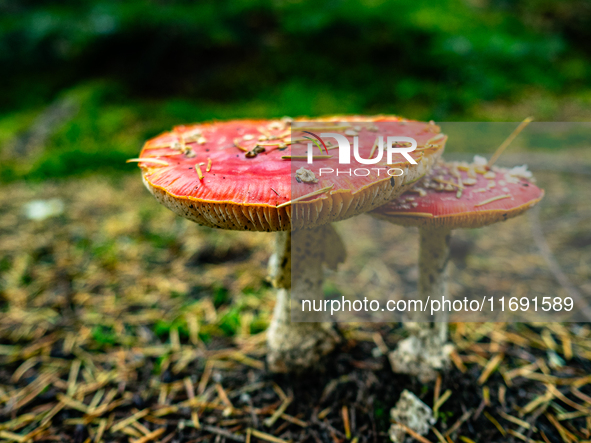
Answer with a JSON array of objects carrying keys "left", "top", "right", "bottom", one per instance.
[
  {"left": 389, "top": 226, "right": 454, "bottom": 383},
  {"left": 266, "top": 225, "right": 345, "bottom": 372}
]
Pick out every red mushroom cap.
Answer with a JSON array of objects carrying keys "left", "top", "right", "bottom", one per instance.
[
  {"left": 371, "top": 157, "right": 545, "bottom": 228},
  {"left": 137, "top": 116, "right": 446, "bottom": 231}
]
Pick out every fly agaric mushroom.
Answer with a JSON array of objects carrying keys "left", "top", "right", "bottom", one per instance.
[
  {"left": 132, "top": 116, "right": 446, "bottom": 372},
  {"left": 370, "top": 156, "right": 544, "bottom": 382}
]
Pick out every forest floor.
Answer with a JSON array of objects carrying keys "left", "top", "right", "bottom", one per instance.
[{"left": 1, "top": 159, "right": 591, "bottom": 442}]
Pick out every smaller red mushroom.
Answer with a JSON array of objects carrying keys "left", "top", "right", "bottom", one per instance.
[{"left": 371, "top": 156, "right": 544, "bottom": 382}]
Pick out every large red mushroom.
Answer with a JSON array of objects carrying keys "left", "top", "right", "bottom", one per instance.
[{"left": 132, "top": 116, "right": 446, "bottom": 372}]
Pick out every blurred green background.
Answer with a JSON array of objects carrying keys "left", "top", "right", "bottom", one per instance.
[{"left": 1, "top": 0, "right": 591, "bottom": 183}]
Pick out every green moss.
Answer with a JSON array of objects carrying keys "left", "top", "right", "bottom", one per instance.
[
  {"left": 213, "top": 285, "right": 230, "bottom": 308},
  {"left": 91, "top": 325, "right": 118, "bottom": 348},
  {"left": 153, "top": 319, "right": 189, "bottom": 341},
  {"left": 249, "top": 315, "right": 269, "bottom": 335},
  {"left": 219, "top": 307, "right": 241, "bottom": 337}
]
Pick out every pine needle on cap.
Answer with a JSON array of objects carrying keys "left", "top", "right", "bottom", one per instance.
[
  {"left": 276, "top": 184, "right": 334, "bottom": 208},
  {"left": 487, "top": 117, "right": 534, "bottom": 167},
  {"left": 474, "top": 194, "right": 512, "bottom": 207}
]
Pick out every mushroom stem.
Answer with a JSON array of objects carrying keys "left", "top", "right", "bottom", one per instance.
[
  {"left": 389, "top": 226, "right": 453, "bottom": 382},
  {"left": 418, "top": 225, "right": 451, "bottom": 342},
  {"left": 266, "top": 225, "right": 344, "bottom": 372}
]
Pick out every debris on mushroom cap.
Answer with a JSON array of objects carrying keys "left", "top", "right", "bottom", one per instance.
[
  {"left": 389, "top": 390, "right": 436, "bottom": 443},
  {"left": 137, "top": 116, "right": 447, "bottom": 231},
  {"left": 295, "top": 167, "right": 319, "bottom": 184},
  {"left": 507, "top": 164, "right": 534, "bottom": 180},
  {"left": 371, "top": 156, "right": 544, "bottom": 229},
  {"left": 473, "top": 155, "right": 488, "bottom": 167}
]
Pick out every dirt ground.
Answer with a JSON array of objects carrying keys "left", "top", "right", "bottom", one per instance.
[{"left": 1, "top": 162, "right": 590, "bottom": 442}]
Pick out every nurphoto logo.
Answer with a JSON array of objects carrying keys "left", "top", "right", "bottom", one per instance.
[{"left": 302, "top": 130, "right": 418, "bottom": 177}]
